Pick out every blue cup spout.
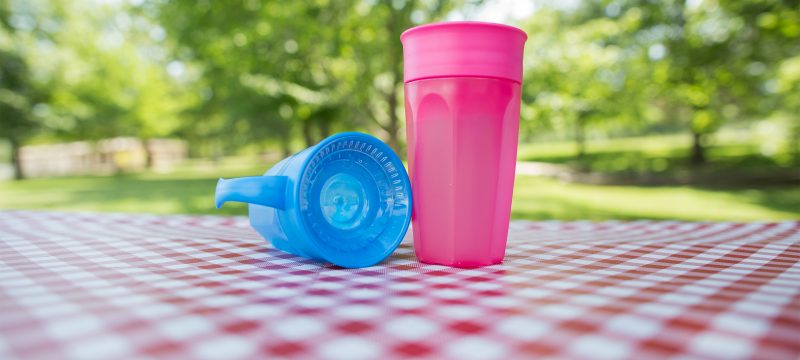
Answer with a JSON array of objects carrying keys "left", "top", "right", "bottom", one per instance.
[{"left": 215, "top": 176, "right": 288, "bottom": 209}]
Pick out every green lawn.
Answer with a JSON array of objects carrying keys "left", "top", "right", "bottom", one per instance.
[
  {"left": 513, "top": 177, "right": 798, "bottom": 221},
  {"left": 518, "top": 132, "right": 797, "bottom": 176},
  {"left": 2, "top": 133, "right": 797, "bottom": 221},
  {"left": 1, "top": 166, "right": 797, "bottom": 221},
  {"left": 0, "top": 157, "right": 267, "bottom": 216}
]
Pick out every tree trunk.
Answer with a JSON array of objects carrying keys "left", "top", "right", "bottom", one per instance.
[
  {"left": 9, "top": 138, "right": 23, "bottom": 180},
  {"left": 383, "top": 3, "right": 405, "bottom": 156},
  {"left": 792, "top": 117, "right": 800, "bottom": 167},
  {"left": 280, "top": 137, "right": 292, "bottom": 158},
  {"left": 318, "top": 118, "right": 332, "bottom": 140},
  {"left": 143, "top": 139, "right": 154, "bottom": 169},
  {"left": 574, "top": 117, "right": 586, "bottom": 160},
  {"left": 690, "top": 131, "right": 706, "bottom": 166},
  {"left": 301, "top": 119, "right": 314, "bottom": 148},
  {"left": 384, "top": 90, "right": 401, "bottom": 154},
  {"left": 211, "top": 141, "right": 223, "bottom": 164}
]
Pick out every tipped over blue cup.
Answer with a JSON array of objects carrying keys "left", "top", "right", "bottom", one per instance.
[{"left": 215, "top": 132, "right": 412, "bottom": 268}]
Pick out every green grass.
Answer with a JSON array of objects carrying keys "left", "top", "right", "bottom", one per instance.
[
  {"left": 518, "top": 133, "right": 797, "bottom": 175},
  {"left": 1, "top": 168, "right": 797, "bottom": 221},
  {"left": 512, "top": 177, "right": 798, "bottom": 221},
  {"left": 1, "top": 133, "right": 797, "bottom": 221},
  {"left": 0, "top": 157, "right": 268, "bottom": 216}
]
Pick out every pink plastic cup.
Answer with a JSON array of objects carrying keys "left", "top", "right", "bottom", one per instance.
[{"left": 401, "top": 21, "right": 527, "bottom": 267}]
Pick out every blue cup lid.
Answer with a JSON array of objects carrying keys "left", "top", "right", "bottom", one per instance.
[{"left": 296, "top": 132, "right": 411, "bottom": 267}]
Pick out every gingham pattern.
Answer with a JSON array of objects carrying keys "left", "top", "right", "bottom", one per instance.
[{"left": 0, "top": 211, "right": 798, "bottom": 360}]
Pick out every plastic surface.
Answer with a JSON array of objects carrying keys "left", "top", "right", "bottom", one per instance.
[
  {"left": 404, "top": 77, "right": 521, "bottom": 267},
  {"left": 401, "top": 21, "right": 527, "bottom": 84},
  {"left": 215, "top": 132, "right": 412, "bottom": 268}
]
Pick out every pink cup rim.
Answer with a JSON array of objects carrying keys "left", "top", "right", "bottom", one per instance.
[{"left": 400, "top": 21, "right": 528, "bottom": 42}]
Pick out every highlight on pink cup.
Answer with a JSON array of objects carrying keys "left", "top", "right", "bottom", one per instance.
[{"left": 401, "top": 21, "right": 527, "bottom": 267}]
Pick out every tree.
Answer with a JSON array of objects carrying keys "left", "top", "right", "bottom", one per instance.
[
  {"left": 520, "top": 6, "right": 647, "bottom": 159},
  {"left": 0, "top": 0, "right": 56, "bottom": 179},
  {"left": 344, "top": 0, "right": 460, "bottom": 154},
  {"left": 0, "top": 49, "right": 34, "bottom": 179},
  {"left": 145, "top": 0, "right": 463, "bottom": 156},
  {"left": 719, "top": 0, "right": 800, "bottom": 165},
  {"left": 7, "top": 0, "right": 184, "bottom": 171},
  {"left": 527, "top": 0, "right": 800, "bottom": 166},
  {"left": 145, "top": 0, "right": 361, "bottom": 156}
]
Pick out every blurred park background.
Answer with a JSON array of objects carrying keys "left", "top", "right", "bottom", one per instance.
[{"left": 0, "top": 0, "right": 798, "bottom": 221}]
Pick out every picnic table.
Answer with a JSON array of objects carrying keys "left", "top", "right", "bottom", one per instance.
[{"left": 1, "top": 211, "right": 798, "bottom": 359}]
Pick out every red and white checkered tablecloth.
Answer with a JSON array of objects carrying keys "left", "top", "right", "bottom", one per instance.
[{"left": 0, "top": 211, "right": 798, "bottom": 360}]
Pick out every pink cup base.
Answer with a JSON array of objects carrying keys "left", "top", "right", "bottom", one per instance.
[{"left": 416, "top": 254, "right": 504, "bottom": 268}]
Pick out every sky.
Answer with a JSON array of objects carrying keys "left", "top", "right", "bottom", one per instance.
[
  {"left": 90, "top": 0, "right": 543, "bottom": 26},
  {"left": 448, "top": 0, "right": 536, "bottom": 23},
  {"left": 447, "top": 0, "right": 579, "bottom": 23}
]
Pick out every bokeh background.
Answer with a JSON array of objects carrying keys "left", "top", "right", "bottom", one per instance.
[{"left": 1, "top": 0, "right": 798, "bottom": 220}]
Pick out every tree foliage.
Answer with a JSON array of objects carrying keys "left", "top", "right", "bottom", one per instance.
[
  {"left": 1, "top": 0, "right": 797, "bottom": 179},
  {"left": 143, "top": 0, "right": 460, "bottom": 155},
  {"left": 521, "top": 0, "right": 800, "bottom": 164}
]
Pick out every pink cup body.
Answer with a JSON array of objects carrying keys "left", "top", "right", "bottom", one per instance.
[
  {"left": 404, "top": 77, "right": 520, "bottom": 267},
  {"left": 402, "top": 21, "right": 526, "bottom": 267}
]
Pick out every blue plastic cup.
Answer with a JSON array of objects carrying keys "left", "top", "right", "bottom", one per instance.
[{"left": 214, "top": 132, "right": 412, "bottom": 268}]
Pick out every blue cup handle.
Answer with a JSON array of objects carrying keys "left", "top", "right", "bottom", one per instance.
[{"left": 215, "top": 176, "right": 288, "bottom": 209}]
